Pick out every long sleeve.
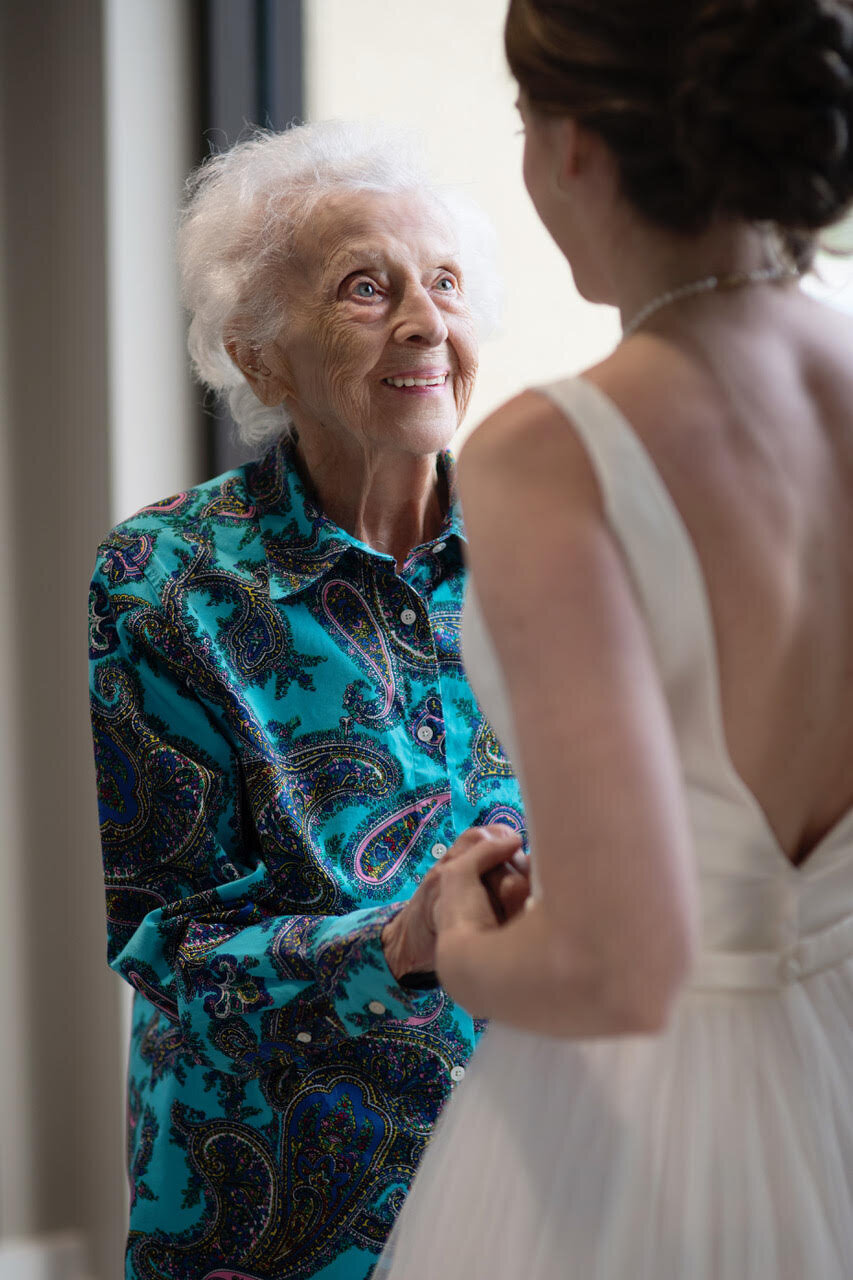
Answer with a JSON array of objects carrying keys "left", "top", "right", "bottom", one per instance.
[
  {"left": 96, "top": 444, "right": 524, "bottom": 1277},
  {"left": 89, "top": 552, "right": 435, "bottom": 1079}
]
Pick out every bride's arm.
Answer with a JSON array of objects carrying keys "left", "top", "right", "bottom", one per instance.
[{"left": 438, "top": 392, "right": 698, "bottom": 1037}]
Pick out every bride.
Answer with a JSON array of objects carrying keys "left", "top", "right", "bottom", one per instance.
[{"left": 380, "top": 0, "right": 853, "bottom": 1276}]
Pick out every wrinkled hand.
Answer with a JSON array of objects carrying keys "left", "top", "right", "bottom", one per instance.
[{"left": 381, "top": 825, "right": 528, "bottom": 982}]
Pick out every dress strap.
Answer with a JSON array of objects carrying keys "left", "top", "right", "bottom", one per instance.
[{"left": 534, "top": 376, "right": 737, "bottom": 796}]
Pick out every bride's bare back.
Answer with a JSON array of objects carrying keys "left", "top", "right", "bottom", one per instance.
[{"left": 588, "top": 286, "right": 853, "bottom": 865}]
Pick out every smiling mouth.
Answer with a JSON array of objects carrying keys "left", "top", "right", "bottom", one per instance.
[{"left": 381, "top": 374, "right": 448, "bottom": 388}]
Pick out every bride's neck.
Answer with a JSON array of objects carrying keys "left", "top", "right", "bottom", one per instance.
[{"left": 598, "top": 218, "right": 786, "bottom": 331}]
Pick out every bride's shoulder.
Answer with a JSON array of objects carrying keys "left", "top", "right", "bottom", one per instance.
[
  {"left": 459, "top": 387, "right": 593, "bottom": 493},
  {"left": 461, "top": 388, "right": 562, "bottom": 455},
  {"left": 458, "top": 387, "right": 604, "bottom": 532},
  {"left": 462, "top": 336, "right": 707, "bottom": 469}
]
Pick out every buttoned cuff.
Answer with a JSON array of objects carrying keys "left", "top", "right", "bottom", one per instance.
[{"left": 312, "top": 903, "right": 443, "bottom": 1034}]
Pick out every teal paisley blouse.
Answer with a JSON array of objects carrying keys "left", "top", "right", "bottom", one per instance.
[{"left": 88, "top": 438, "right": 525, "bottom": 1280}]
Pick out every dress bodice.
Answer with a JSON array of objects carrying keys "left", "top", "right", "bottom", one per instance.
[{"left": 462, "top": 376, "right": 853, "bottom": 994}]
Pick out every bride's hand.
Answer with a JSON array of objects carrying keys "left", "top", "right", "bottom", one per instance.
[
  {"left": 434, "top": 825, "right": 528, "bottom": 936},
  {"left": 481, "top": 847, "right": 531, "bottom": 922},
  {"left": 381, "top": 825, "right": 526, "bottom": 982}
]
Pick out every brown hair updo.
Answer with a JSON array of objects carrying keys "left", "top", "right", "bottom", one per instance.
[{"left": 506, "top": 0, "right": 853, "bottom": 255}]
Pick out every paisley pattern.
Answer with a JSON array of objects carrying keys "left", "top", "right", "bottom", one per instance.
[{"left": 89, "top": 439, "right": 525, "bottom": 1280}]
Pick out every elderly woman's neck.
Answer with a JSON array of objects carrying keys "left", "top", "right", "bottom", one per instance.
[{"left": 292, "top": 433, "right": 448, "bottom": 570}]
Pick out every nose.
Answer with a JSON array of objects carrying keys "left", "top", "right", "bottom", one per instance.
[{"left": 394, "top": 283, "right": 449, "bottom": 347}]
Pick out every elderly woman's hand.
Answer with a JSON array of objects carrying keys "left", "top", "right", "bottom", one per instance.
[{"left": 381, "top": 826, "right": 528, "bottom": 982}]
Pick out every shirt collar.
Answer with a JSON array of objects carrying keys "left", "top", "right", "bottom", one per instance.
[{"left": 249, "top": 435, "right": 465, "bottom": 601}]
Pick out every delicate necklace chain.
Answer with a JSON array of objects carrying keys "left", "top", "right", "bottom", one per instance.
[{"left": 620, "top": 263, "right": 800, "bottom": 341}]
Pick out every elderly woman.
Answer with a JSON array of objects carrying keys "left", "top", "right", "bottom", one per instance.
[{"left": 88, "top": 121, "right": 526, "bottom": 1280}]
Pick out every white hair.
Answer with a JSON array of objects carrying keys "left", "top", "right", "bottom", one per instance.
[{"left": 177, "top": 119, "right": 502, "bottom": 447}]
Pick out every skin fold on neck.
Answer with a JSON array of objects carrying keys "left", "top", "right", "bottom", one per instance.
[{"left": 290, "top": 421, "right": 449, "bottom": 570}]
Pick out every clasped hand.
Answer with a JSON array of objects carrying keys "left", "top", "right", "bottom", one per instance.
[{"left": 381, "top": 825, "right": 529, "bottom": 983}]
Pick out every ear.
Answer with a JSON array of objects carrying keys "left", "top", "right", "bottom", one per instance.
[
  {"left": 224, "top": 336, "right": 294, "bottom": 407},
  {"left": 552, "top": 118, "right": 592, "bottom": 195}
]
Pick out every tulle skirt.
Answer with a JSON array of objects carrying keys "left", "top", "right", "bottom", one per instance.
[{"left": 378, "top": 962, "right": 853, "bottom": 1279}]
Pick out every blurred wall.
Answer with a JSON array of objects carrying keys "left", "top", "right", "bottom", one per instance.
[
  {"left": 0, "top": 4, "right": 125, "bottom": 1275},
  {"left": 105, "top": 0, "right": 201, "bottom": 521},
  {"left": 0, "top": 2, "right": 201, "bottom": 1277}
]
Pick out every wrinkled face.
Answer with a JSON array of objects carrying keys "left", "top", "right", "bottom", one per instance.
[{"left": 266, "top": 188, "right": 479, "bottom": 456}]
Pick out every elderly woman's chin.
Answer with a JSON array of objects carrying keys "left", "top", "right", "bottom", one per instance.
[{"left": 373, "top": 380, "right": 473, "bottom": 453}]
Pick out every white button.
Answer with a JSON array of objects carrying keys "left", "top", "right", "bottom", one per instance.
[
  {"left": 400, "top": 608, "right": 417, "bottom": 625},
  {"left": 450, "top": 1065, "right": 466, "bottom": 1082},
  {"left": 417, "top": 724, "right": 434, "bottom": 743},
  {"left": 368, "top": 1000, "right": 386, "bottom": 1015},
  {"left": 296, "top": 1031, "right": 312, "bottom": 1044},
  {"left": 433, "top": 541, "right": 446, "bottom": 553},
  {"left": 780, "top": 955, "right": 801, "bottom": 983},
  {"left": 431, "top": 842, "right": 448, "bottom": 859}
]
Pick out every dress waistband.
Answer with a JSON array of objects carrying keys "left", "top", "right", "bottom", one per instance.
[{"left": 689, "top": 912, "right": 853, "bottom": 992}]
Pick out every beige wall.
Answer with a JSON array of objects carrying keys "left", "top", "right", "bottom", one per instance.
[
  {"left": 304, "top": 0, "right": 620, "bottom": 440},
  {"left": 105, "top": 0, "right": 201, "bottom": 521},
  {"left": 0, "top": 2, "right": 200, "bottom": 1276},
  {"left": 0, "top": 45, "right": 33, "bottom": 1237},
  {"left": 0, "top": 5, "right": 125, "bottom": 1275}
]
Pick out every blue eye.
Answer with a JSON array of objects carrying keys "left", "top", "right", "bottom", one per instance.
[
  {"left": 436, "top": 277, "right": 456, "bottom": 292},
  {"left": 353, "top": 280, "right": 377, "bottom": 298}
]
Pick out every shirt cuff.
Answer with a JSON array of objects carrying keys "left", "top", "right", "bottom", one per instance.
[{"left": 312, "top": 902, "right": 443, "bottom": 1034}]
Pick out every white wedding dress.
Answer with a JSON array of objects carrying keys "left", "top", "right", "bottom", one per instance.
[{"left": 379, "top": 377, "right": 853, "bottom": 1279}]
